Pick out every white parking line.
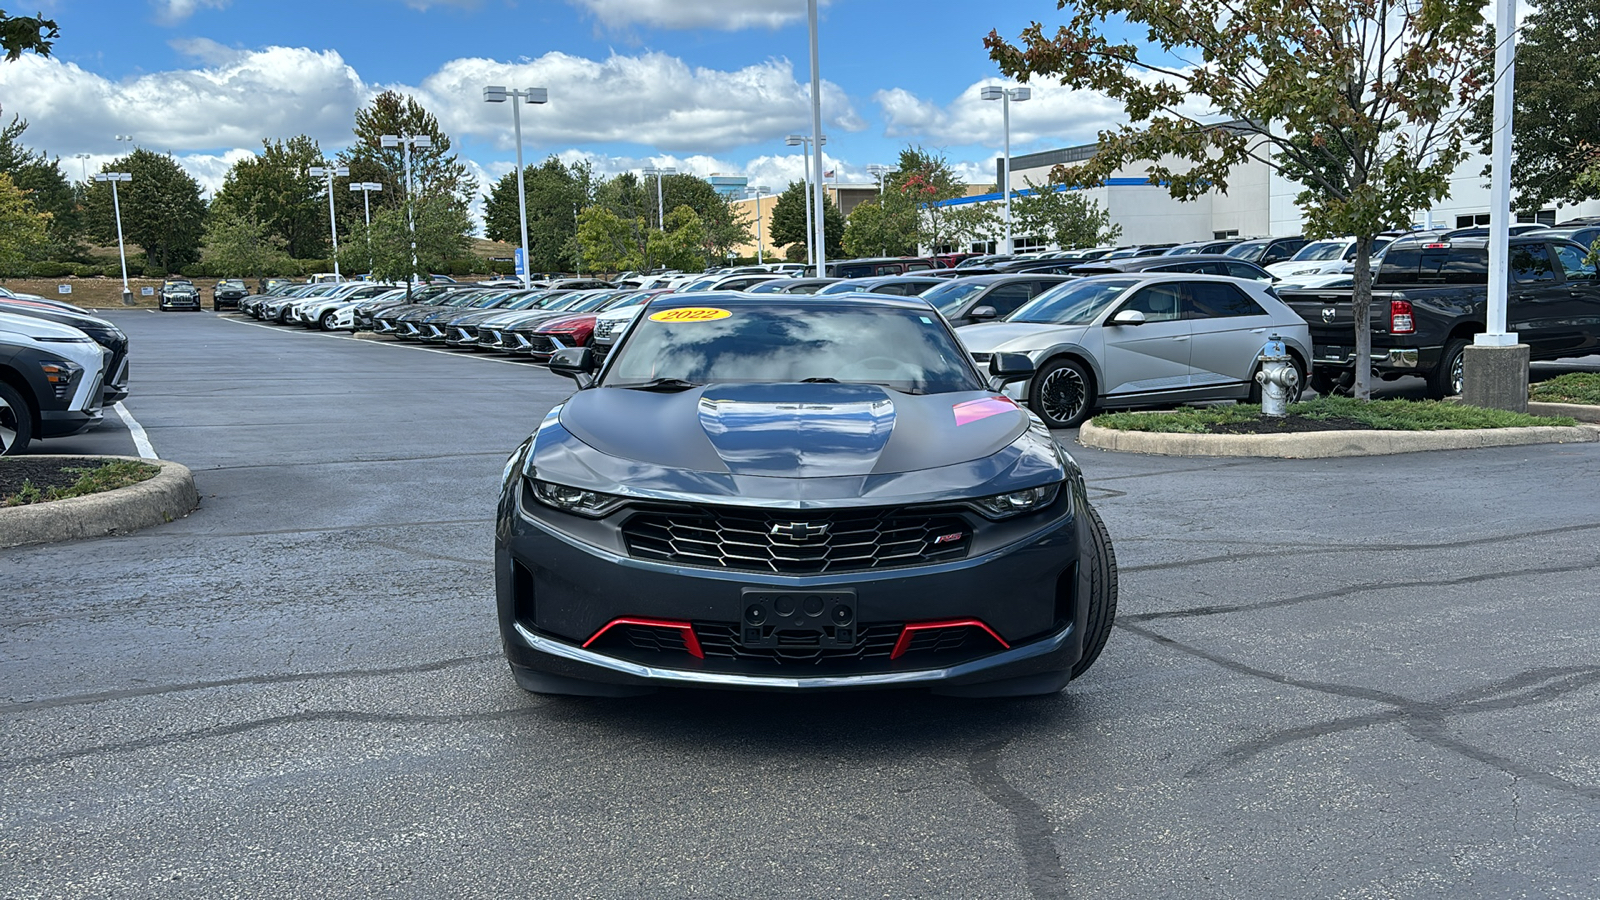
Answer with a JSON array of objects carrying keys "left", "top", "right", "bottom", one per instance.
[
  {"left": 215, "top": 315, "right": 545, "bottom": 368},
  {"left": 113, "top": 402, "right": 158, "bottom": 459}
]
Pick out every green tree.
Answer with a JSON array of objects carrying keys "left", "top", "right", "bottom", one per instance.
[
  {"left": 592, "top": 173, "right": 656, "bottom": 269},
  {"left": 82, "top": 148, "right": 207, "bottom": 273},
  {"left": 211, "top": 135, "right": 327, "bottom": 259},
  {"left": 768, "top": 181, "right": 844, "bottom": 258},
  {"left": 202, "top": 205, "right": 288, "bottom": 279},
  {"left": 0, "top": 171, "right": 49, "bottom": 276},
  {"left": 886, "top": 146, "right": 989, "bottom": 255},
  {"left": 0, "top": 11, "right": 57, "bottom": 60},
  {"left": 483, "top": 156, "right": 594, "bottom": 272},
  {"left": 337, "top": 90, "right": 475, "bottom": 227},
  {"left": 1469, "top": 0, "right": 1600, "bottom": 213},
  {"left": 0, "top": 110, "right": 79, "bottom": 257},
  {"left": 338, "top": 194, "right": 471, "bottom": 283},
  {"left": 659, "top": 174, "right": 752, "bottom": 266},
  {"left": 648, "top": 206, "right": 709, "bottom": 273},
  {"left": 1010, "top": 178, "right": 1122, "bottom": 249},
  {"left": 987, "top": 0, "right": 1491, "bottom": 399},
  {"left": 843, "top": 196, "right": 916, "bottom": 258},
  {"left": 576, "top": 205, "right": 644, "bottom": 274}
]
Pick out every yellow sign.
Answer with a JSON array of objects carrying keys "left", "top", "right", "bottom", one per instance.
[{"left": 648, "top": 307, "right": 732, "bottom": 323}]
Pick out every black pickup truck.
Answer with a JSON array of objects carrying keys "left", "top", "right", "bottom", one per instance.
[{"left": 1278, "top": 232, "right": 1600, "bottom": 398}]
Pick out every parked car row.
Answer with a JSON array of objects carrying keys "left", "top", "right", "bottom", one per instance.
[{"left": 0, "top": 290, "right": 130, "bottom": 455}]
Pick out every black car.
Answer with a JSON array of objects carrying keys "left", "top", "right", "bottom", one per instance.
[
  {"left": 212, "top": 279, "right": 248, "bottom": 311},
  {"left": 1225, "top": 236, "right": 1308, "bottom": 266},
  {"left": 495, "top": 294, "right": 1118, "bottom": 697},
  {"left": 1067, "top": 253, "right": 1274, "bottom": 282},
  {"left": 159, "top": 278, "right": 201, "bottom": 311},
  {"left": 920, "top": 274, "right": 1075, "bottom": 326},
  {"left": 1164, "top": 238, "right": 1244, "bottom": 255}
]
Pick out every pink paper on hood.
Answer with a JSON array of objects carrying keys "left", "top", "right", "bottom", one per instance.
[{"left": 953, "top": 396, "right": 1019, "bottom": 426}]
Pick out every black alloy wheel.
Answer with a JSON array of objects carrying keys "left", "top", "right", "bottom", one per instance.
[
  {"left": 1030, "top": 357, "right": 1094, "bottom": 429},
  {"left": 1426, "top": 338, "right": 1468, "bottom": 400}
]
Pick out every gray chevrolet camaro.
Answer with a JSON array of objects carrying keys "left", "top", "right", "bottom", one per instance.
[
  {"left": 957, "top": 273, "right": 1314, "bottom": 428},
  {"left": 496, "top": 293, "right": 1118, "bottom": 698}
]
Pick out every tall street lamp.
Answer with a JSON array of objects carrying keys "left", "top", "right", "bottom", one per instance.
[
  {"left": 309, "top": 164, "right": 350, "bottom": 281},
  {"left": 745, "top": 185, "right": 771, "bottom": 265},
  {"left": 805, "top": 0, "right": 827, "bottom": 275},
  {"left": 642, "top": 166, "right": 676, "bottom": 230},
  {"left": 786, "top": 134, "right": 826, "bottom": 268},
  {"left": 348, "top": 182, "right": 383, "bottom": 275},
  {"left": 93, "top": 172, "right": 133, "bottom": 306},
  {"left": 484, "top": 85, "right": 549, "bottom": 289},
  {"left": 981, "top": 85, "right": 1030, "bottom": 255},
  {"left": 867, "top": 164, "right": 889, "bottom": 194},
  {"left": 379, "top": 133, "right": 433, "bottom": 294},
  {"left": 72, "top": 153, "right": 90, "bottom": 182}
]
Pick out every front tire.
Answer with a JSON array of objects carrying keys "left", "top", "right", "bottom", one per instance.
[
  {"left": 1426, "top": 338, "right": 1467, "bottom": 400},
  {"left": 1030, "top": 357, "right": 1095, "bottom": 428},
  {"left": 0, "top": 382, "right": 35, "bottom": 456},
  {"left": 1071, "top": 502, "right": 1119, "bottom": 680}
]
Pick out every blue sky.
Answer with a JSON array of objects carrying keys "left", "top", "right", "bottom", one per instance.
[{"left": 2, "top": 0, "right": 1144, "bottom": 218}]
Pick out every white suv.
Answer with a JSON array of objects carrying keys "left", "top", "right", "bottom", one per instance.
[{"left": 0, "top": 312, "right": 112, "bottom": 454}]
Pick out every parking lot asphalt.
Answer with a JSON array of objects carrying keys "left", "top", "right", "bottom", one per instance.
[{"left": 5, "top": 311, "right": 1600, "bottom": 899}]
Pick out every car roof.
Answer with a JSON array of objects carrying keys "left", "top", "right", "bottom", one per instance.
[
  {"left": 646, "top": 291, "right": 932, "bottom": 312},
  {"left": 935, "top": 273, "right": 1074, "bottom": 285},
  {"left": 1069, "top": 253, "right": 1248, "bottom": 272}
]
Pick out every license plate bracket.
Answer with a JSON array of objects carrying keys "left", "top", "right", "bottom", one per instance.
[{"left": 739, "top": 589, "right": 859, "bottom": 648}]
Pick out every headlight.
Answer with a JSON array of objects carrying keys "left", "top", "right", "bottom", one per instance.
[
  {"left": 968, "top": 483, "right": 1062, "bottom": 520},
  {"left": 530, "top": 480, "right": 628, "bottom": 518}
]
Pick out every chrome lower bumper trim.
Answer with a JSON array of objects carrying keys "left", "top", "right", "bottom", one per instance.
[{"left": 512, "top": 620, "right": 1074, "bottom": 689}]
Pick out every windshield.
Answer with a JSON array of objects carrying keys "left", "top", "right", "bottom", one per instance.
[
  {"left": 1225, "top": 241, "right": 1268, "bottom": 260},
  {"left": 922, "top": 280, "right": 986, "bottom": 315},
  {"left": 1165, "top": 246, "right": 1201, "bottom": 255},
  {"left": 603, "top": 304, "right": 981, "bottom": 394},
  {"left": 1292, "top": 241, "right": 1348, "bottom": 262},
  {"left": 680, "top": 278, "right": 718, "bottom": 292},
  {"left": 816, "top": 281, "right": 869, "bottom": 295},
  {"left": 1008, "top": 278, "right": 1141, "bottom": 325}
]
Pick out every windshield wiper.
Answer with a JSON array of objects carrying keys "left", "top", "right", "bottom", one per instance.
[
  {"left": 612, "top": 377, "right": 703, "bottom": 392},
  {"left": 799, "top": 377, "right": 841, "bottom": 383}
]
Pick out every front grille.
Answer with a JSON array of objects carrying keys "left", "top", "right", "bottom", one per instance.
[
  {"left": 621, "top": 504, "right": 973, "bottom": 575},
  {"left": 450, "top": 327, "right": 475, "bottom": 343},
  {"left": 526, "top": 334, "right": 556, "bottom": 353},
  {"left": 478, "top": 327, "right": 504, "bottom": 348},
  {"left": 594, "top": 319, "right": 617, "bottom": 340},
  {"left": 695, "top": 623, "right": 901, "bottom": 664}
]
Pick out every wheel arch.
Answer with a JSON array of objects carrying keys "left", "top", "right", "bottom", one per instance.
[{"left": 0, "top": 363, "right": 40, "bottom": 432}]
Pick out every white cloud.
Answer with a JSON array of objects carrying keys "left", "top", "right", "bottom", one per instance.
[
  {"left": 0, "top": 48, "right": 367, "bottom": 156},
  {"left": 151, "top": 0, "right": 232, "bottom": 25},
  {"left": 568, "top": 0, "right": 830, "bottom": 31},
  {"left": 413, "top": 51, "right": 863, "bottom": 154},
  {"left": 169, "top": 36, "right": 245, "bottom": 66},
  {"left": 875, "top": 80, "right": 1130, "bottom": 154}
]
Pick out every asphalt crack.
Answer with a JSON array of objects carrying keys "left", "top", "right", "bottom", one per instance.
[{"left": 968, "top": 738, "right": 1068, "bottom": 899}]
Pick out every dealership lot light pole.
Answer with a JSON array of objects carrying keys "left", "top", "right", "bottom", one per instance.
[
  {"left": 746, "top": 185, "right": 771, "bottom": 264},
  {"left": 349, "top": 181, "right": 382, "bottom": 274},
  {"left": 380, "top": 133, "right": 432, "bottom": 294},
  {"left": 309, "top": 164, "right": 350, "bottom": 281},
  {"left": 981, "top": 85, "right": 1030, "bottom": 255},
  {"left": 786, "top": 134, "right": 825, "bottom": 268},
  {"left": 806, "top": 0, "right": 828, "bottom": 275},
  {"left": 94, "top": 172, "right": 133, "bottom": 305},
  {"left": 484, "top": 85, "right": 549, "bottom": 289},
  {"left": 642, "top": 166, "right": 676, "bottom": 230},
  {"left": 867, "top": 164, "right": 889, "bottom": 194}
]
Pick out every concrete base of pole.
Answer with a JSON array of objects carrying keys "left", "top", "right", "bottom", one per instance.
[
  {"left": 121, "top": 288, "right": 134, "bottom": 306},
  {"left": 1461, "top": 343, "right": 1530, "bottom": 413}
]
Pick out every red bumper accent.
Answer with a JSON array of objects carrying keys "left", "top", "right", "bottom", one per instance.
[
  {"left": 583, "top": 617, "right": 705, "bottom": 659},
  {"left": 890, "top": 619, "right": 1010, "bottom": 660}
]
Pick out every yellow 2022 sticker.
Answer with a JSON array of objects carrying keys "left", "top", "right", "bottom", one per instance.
[{"left": 649, "top": 307, "right": 732, "bottom": 323}]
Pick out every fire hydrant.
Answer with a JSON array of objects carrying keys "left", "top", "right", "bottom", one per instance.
[{"left": 1254, "top": 334, "right": 1299, "bottom": 418}]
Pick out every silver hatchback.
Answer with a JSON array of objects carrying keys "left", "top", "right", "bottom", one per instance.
[{"left": 956, "top": 273, "right": 1313, "bottom": 428}]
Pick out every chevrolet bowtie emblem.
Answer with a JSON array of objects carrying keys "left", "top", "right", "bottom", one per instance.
[{"left": 770, "top": 521, "right": 830, "bottom": 542}]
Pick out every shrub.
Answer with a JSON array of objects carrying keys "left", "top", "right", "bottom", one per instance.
[{"left": 29, "top": 262, "right": 72, "bottom": 278}]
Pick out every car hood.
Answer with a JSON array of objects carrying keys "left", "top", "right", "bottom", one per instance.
[
  {"left": 957, "top": 321, "right": 1091, "bottom": 354},
  {"left": 529, "top": 382, "right": 1064, "bottom": 505},
  {"left": 0, "top": 310, "right": 91, "bottom": 341}
]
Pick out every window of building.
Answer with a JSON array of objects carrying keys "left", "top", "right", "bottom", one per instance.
[
  {"left": 1212, "top": 230, "right": 1239, "bottom": 239},
  {"left": 1012, "top": 237, "right": 1047, "bottom": 252},
  {"left": 1456, "top": 213, "right": 1492, "bottom": 228},
  {"left": 1515, "top": 210, "right": 1558, "bottom": 226}
]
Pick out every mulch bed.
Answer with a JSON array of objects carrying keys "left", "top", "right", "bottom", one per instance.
[
  {"left": 1208, "top": 415, "right": 1374, "bottom": 435},
  {"left": 0, "top": 458, "right": 109, "bottom": 497}
]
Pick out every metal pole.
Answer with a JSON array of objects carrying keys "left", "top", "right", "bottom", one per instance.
[
  {"left": 801, "top": 147, "right": 814, "bottom": 269},
  {"left": 405, "top": 141, "right": 418, "bottom": 287},
  {"left": 110, "top": 179, "right": 130, "bottom": 304},
  {"left": 512, "top": 94, "right": 532, "bottom": 290},
  {"left": 1002, "top": 91, "right": 1013, "bottom": 255},
  {"left": 656, "top": 172, "right": 666, "bottom": 230},
  {"left": 325, "top": 173, "right": 341, "bottom": 280},
  {"left": 756, "top": 193, "right": 764, "bottom": 265},
  {"left": 574, "top": 203, "right": 582, "bottom": 276},
  {"left": 1482, "top": 0, "right": 1517, "bottom": 344},
  {"left": 807, "top": 0, "right": 827, "bottom": 276},
  {"left": 362, "top": 187, "right": 373, "bottom": 274}
]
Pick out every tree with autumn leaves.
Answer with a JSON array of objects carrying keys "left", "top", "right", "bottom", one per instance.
[{"left": 986, "top": 0, "right": 1493, "bottom": 399}]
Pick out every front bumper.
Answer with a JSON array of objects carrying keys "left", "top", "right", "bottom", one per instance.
[{"left": 497, "top": 488, "right": 1085, "bottom": 692}]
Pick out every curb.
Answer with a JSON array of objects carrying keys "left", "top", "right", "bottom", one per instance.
[
  {"left": 350, "top": 332, "right": 390, "bottom": 342},
  {"left": 0, "top": 456, "right": 199, "bottom": 549},
  {"left": 1528, "top": 401, "right": 1600, "bottom": 424},
  {"left": 1077, "top": 421, "right": 1600, "bottom": 458}
]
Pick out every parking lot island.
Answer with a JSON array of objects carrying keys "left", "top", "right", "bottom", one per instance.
[
  {"left": 1078, "top": 420, "right": 1600, "bottom": 458},
  {"left": 0, "top": 456, "right": 199, "bottom": 549}
]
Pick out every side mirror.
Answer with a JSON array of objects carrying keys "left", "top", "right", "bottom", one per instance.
[
  {"left": 968, "top": 305, "right": 999, "bottom": 321},
  {"left": 548, "top": 346, "right": 597, "bottom": 388},
  {"left": 1110, "top": 309, "right": 1147, "bottom": 326},
  {"left": 987, "top": 352, "right": 1035, "bottom": 391}
]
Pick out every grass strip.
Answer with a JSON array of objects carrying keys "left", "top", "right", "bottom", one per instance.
[
  {"left": 1092, "top": 396, "right": 1576, "bottom": 434},
  {"left": 2, "top": 460, "right": 160, "bottom": 507},
  {"left": 1529, "top": 373, "right": 1600, "bottom": 406}
]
